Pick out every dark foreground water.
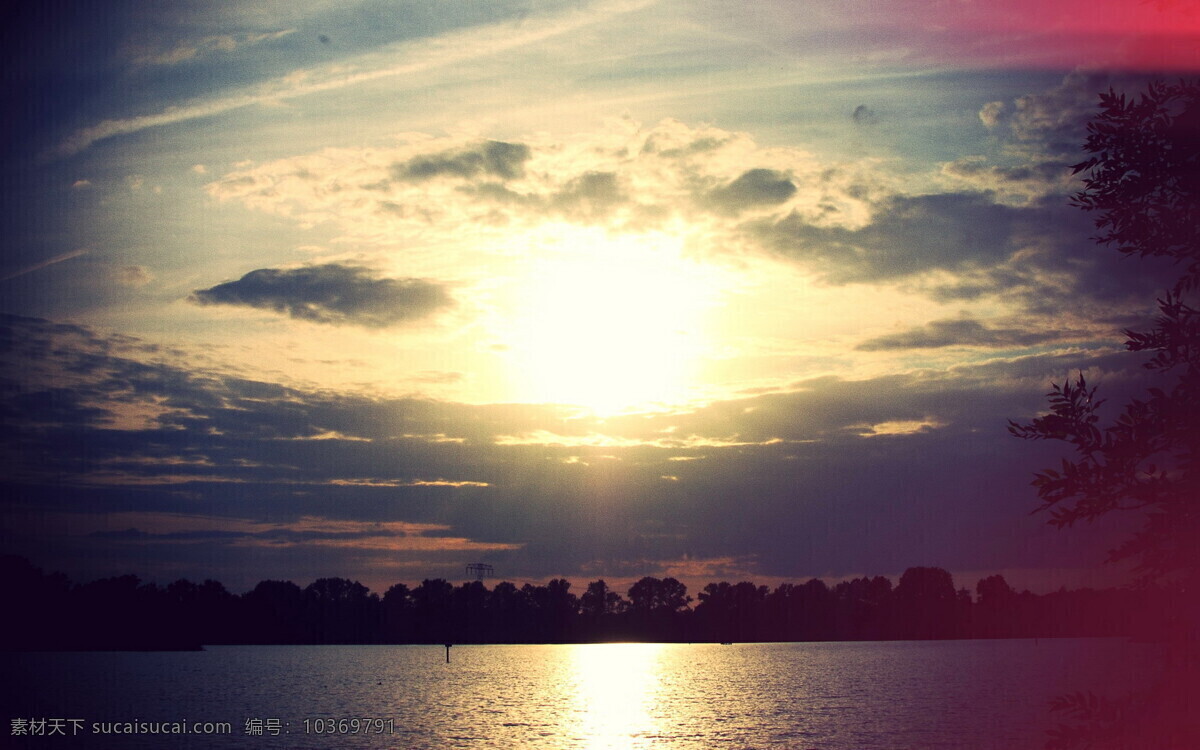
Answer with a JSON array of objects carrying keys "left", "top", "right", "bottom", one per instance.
[{"left": 4, "top": 639, "right": 1165, "bottom": 749}]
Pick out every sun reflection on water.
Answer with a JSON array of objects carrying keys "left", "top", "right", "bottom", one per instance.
[{"left": 570, "top": 643, "right": 665, "bottom": 748}]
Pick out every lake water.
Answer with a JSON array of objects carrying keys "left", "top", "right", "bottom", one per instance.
[{"left": 4, "top": 639, "right": 1165, "bottom": 749}]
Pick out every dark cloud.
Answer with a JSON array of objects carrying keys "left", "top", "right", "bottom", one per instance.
[
  {"left": 940, "top": 157, "right": 1072, "bottom": 186},
  {"left": 0, "top": 313, "right": 1146, "bottom": 591},
  {"left": 745, "top": 185, "right": 1175, "bottom": 320},
  {"left": 916, "top": 196, "right": 1179, "bottom": 314},
  {"left": 88, "top": 525, "right": 478, "bottom": 546},
  {"left": 980, "top": 71, "right": 1162, "bottom": 160},
  {"left": 458, "top": 181, "right": 535, "bottom": 206},
  {"left": 705, "top": 169, "right": 797, "bottom": 214},
  {"left": 851, "top": 104, "right": 878, "bottom": 125},
  {"left": 855, "top": 318, "right": 1066, "bottom": 351},
  {"left": 944, "top": 72, "right": 1168, "bottom": 215},
  {"left": 751, "top": 192, "right": 1031, "bottom": 283},
  {"left": 190, "top": 264, "right": 451, "bottom": 327},
  {"left": 456, "top": 170, "right": 629, "bottom": 224},
  {"left": 392, "top": 140, "right": 531, "bottom": 182},
  {"left": 640, "top": 134, "right": 731, "bottom": 158},
  {"left": 92, "top": 528, "right": 249, "bottom": 542},
  {"left": 549, "top": 171, "right": 625, "bottom": 220}
]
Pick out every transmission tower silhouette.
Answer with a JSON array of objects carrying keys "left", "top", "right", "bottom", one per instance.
[{"left": 465, "top": 563, "right": 494, "bottom": 581}]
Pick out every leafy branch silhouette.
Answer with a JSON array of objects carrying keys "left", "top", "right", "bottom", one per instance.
[
  {"left": 1044, "top": 692, "right": 1134, "bottom": 750},
  {"left": 1010, "top": 80, "right": 1200, "bottom": 580}
]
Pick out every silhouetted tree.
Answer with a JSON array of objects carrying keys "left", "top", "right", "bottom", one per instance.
[
  {"left": 579, "top": 579, "right": 626, "bottom": 639},
  {"left": 304, "top": 577, "right": 381, "bottom": 643},
  {"left": 893, "top": 567, "right": 958, "bottom": 639},
  {"left": 973, "top": 574, "right": 1018, "bottom": 638},
  {"left": 71, "top": 575, "right": 142, "bottom": 649},
  {"left": 242, "top": 580, "right": 308, "bottom": 643},
  {"left": 1, "top": 555, "right": 71, "bottom": 648},
  {"left": 627, "top": 576, "right": 691, "bottom": 614},
  {"left": 580, "top": 579, "right": 625, "bottom": 617},
  {"left": 976, "top": 574, "right": 1015, "bottom": 607},
  {"left": 626, "top": 576, "right": 691, "bottom": 640},
  {"left": 488, "top": 581, "right": 534, "bottom": 642},
  {"left": 164, "top": 578, "right": 239, "bottom": 645},
  {"left": 522, "top": 578, "right": 578, "bottom": 642},
  {"left": 1, "top": 553, "right": 1160, "bottom": 648},
  {"left": 832, "top": 576, "right": 893, "bottom": 640},
  {"left": 382, "top": 582, "right": 413, "bottom": 641},
  {"left": 766, "top": 578, "right": 835, "bottom": 641},
  {"left": 695, "top": 581, "right": 768, "bottom": 642},
  {"left": 410, "top": 578, "right": 454, "bottom": 643}
]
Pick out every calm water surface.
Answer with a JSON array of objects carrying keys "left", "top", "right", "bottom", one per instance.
[{"left": 5, "top": 639, "right": 1163, "bottom": 749}]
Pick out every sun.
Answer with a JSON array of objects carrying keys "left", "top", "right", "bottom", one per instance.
[{"left": 499, "top": 227, "right": 723, "bottom": 415}]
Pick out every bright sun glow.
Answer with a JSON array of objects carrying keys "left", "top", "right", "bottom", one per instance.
[
  {"left": 501, "top": 228, "right": 724, "bottom": 415},
  {"left": 571, "top": 643, "right": 664, "bottom": 748}
]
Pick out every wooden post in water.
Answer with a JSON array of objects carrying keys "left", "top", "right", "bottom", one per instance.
[{"left": 444, "top": 643, "right": 452, "bottom": 663}]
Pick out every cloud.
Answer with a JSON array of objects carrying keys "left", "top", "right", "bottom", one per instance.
[
  {"left": 851, "top": 104, "right": 878, "bottom": 125},
  {"left": 199, "top": 116, "right": 1168, "bottom": 329},
  {"left": 88, "top": 514, "right": 520, "bottom": 553},
  {"left": 190, "top": 264, "right": 452, "bottom": 328},
  {"left": 113, "top": 265, "right": 153, "bottom": 287},
  {"left": 855, "top": 318, "right": 1067, "bottom": 351},
  {"left": 947, "top": 72, "right": 1168, "bottom": 207},
  {"left": 199, "top": 114, "right": 1170, "bottom": 335},
  {"left": 205, "top": 119, "right": 839, "bottom": 241},
  {"left": 913, "top": 195, "right": 1178, "bottom": 315},
  {"left": 750, "top": 192, "right": 1032, "bottom": 284},
  {"left": 913, "top": 72, "right": 1189, "bottom": 314},
  {"left": 0, "top": 248, "right": 89, "bottom": 282},
  {"left": 391, "top": 140, "right": 532, "bottom": 181},
  {"left": 941, "top": 158, "right": 1064, "bottom": 184},
  {"left": 704, "top": 169, "right": 797, "bottom": 214},
  {"left": 980, "top": 70, "right": 1162, "bottom": 160},
  {"left": 548, "top": 170, "right": 626, "bottom": 220},
  {"left": 128, "top": 29, "right": 297, "bottom": 66},
  {"left": 938, "top": 156, "right": 1075, "bottom": 204}
]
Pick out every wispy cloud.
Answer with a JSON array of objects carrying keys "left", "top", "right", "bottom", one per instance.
[
  {"left": 0, "top": 249, "right": 89, "bottom": 282},
  {"left": 54, "top": 0, "right": 656, "bottom": 157},
  {"left": 128, "top": 29, "right": 297, "bottom": 66}
]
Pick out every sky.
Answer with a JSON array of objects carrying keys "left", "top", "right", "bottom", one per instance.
[{"left": 1, "top": 0, "right": 1198, "bottom": 596}]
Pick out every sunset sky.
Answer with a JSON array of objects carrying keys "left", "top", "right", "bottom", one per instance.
[{"left": 2, "top": 0, "right": 1197, "bottom": 595}]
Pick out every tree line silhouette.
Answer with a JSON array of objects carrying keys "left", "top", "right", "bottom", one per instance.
[{"left": 2, "top": 555, "right": 1172, "bottom": 651}]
